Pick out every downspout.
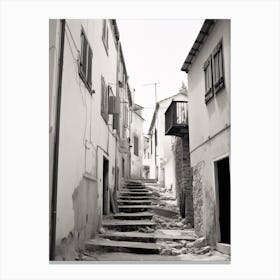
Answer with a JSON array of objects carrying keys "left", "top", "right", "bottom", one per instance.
[{"left": 50, "top": 19, "right": 65, "bottom": 261}]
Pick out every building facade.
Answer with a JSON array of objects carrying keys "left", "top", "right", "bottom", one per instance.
[
  {"left": 181, "top": 19, "right": 231, "bottom": 249},
  {"left": 49, "top": 19, "right": 138, "bottom": 259},
  {"left": 130, "top": 104, "right": 144, "bottom": 179}
]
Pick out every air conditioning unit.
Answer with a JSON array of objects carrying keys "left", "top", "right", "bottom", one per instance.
[{"left": 109, "top": 95, "right": 120, "bottom": 115}]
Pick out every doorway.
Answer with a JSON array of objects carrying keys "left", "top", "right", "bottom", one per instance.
[
  {"left": 215, "top": 156, "right": 230, "bottom": 244},
  {"left": 103, "top": 157, "right": 109, "bottom": 215}
]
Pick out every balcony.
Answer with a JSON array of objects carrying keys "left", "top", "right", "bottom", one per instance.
[{"left": 165, "top": 101, "right": 188, "bottom": 137}]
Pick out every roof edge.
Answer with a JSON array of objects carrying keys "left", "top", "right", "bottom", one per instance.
[{"left": 181, "top": 19, "right": 216, "bottom": 73}]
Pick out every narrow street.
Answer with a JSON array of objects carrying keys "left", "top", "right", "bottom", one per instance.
[{"left": 80, "top": 180, "right": 229, "bottom": 262}]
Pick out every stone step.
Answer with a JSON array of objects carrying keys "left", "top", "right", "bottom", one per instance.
[
  {"left": 85, "top": 238, "right": 160, "bottom": 254},
  {"left": 119, "top": 195, "right": 157, "bottom": 200},
  {"left": 112, "top": 211, "right": 154, "bottom": 220},
  {"left": 120, "top": 191, "right": 153, "bottom": 197},
  {"left": 124, "top": 184, "right": 146, "bottom": 189},
  {"left": 100, "top": 230, "right": 197, "bottom": 243},
  {"left": 117, "top": 199, "right": 154, "bottom": 205},
  {"left": 102, "top": 219, "right": 156, "bottom": 231},
  {"left": 122, "top": 188, "right": 149, "bottom": 192},
  {"left": 118, "top": 205, "right": 155, "bottom": 213},
  {"left": 125, "top": 180, "right": 144, "bottom": 186}
]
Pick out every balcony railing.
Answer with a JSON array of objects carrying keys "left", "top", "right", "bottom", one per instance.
[{"left": 165, "top": 101, "right": 188, "bottom": 137}]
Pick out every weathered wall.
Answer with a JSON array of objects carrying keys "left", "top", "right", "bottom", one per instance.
[
  {"left": 187, "top": 20, "right": 230, "bottom": 245},
  {"left": 191, "top": 129, "right": 230, "bottom": 245},
  {"left": 174, "top": 133, "right": 194, "bottom": 225}
]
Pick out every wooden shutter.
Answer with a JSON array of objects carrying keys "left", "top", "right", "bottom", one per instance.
[
  {"left": 87, "top": 47, "right": 92, "bottom": 87},
  {"left": 109, "top": 95, "right": 120, "bottom": 115},
  {"left": 212, "top": 40, "right": 225, "bottom": 93},
  {"left": 81, "top": 32, "right": 88, "bottom": 78},
  {"left": 102, "top": 20, "right": 106, "bottom": 41},
  {"left": 203, "top": 55, "right": 214, "bottom": 103}
]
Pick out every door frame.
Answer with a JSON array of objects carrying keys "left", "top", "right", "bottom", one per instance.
[
  {"left": 213, "top": 152, "right": 230, "bottom": 245},
  {"left": 102, "top": 156, "right": 109, "bottom": 216}
]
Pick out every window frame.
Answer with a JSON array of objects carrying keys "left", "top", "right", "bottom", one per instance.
[{"left": 79, "top": 28, "right": 93, "bottom": 94}]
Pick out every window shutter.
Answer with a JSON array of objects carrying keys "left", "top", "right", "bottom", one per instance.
[
  {"left": 87, "top": 47, "right": 92, "bottom": 87},
  {"left": 212, "top": 40, "right": 225, "bottom": 93},
  {"left": 101, "top": 77, "right": 105, "bottom": 114},
  {"left": 81, "top": 33, "right": 87, "bottom": 78},
  {"left": 104, "top": 86, "right": 109, "bottom": 122},
  {"left": 204, "top": 55, "right": 214, "bottom": 103},
  {"left": 109, "top": 96, "right": 120, "bottom": 115},
  {"left": 102, "top": 20, "right": 106, "bottom": 41}
]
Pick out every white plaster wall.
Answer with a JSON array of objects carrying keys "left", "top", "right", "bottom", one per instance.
[
  {"left": 188, "top": 20, "right": 230, "bottom": 156},
  {"left": 55, "top": 19, "right": 118, "bottom": 242}
]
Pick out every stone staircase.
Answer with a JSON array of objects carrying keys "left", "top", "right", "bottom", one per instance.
[{"left": 85, "top": 180, "right": 195, "bottom": 255}]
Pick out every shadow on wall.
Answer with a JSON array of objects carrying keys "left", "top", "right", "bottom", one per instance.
[{"left": 55, "top": 176, "right": 100, "bottom": 261}]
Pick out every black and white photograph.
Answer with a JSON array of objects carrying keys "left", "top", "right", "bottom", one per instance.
[
  {"left": 1, "top": 0, "right": 280, "bottom": 279},
  {"left": 49, "top": 18, "right": 230, "bottom": 262}
]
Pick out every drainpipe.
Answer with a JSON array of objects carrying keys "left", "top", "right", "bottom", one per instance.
[{"left": 50, "top": 19, "right": 65, "bottom": 261}]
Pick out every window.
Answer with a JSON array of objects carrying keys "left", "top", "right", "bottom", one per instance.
[
  {"left": 79, "top": 30, "right": 93, "bottom": 92},
  {"left": 203, "top": 55, "right": 214, "bottom": 103},
  {"left": 102, "top": 19, "right": 109, "bottom": 54},
  {"left": 203, "top": 39, "right": 225, "bottom": 103},
  {"left": 134, "top": 135, "right": 139, "bottom": 156},
  {"left": 101, "top": 76, "right": 109, "bottom": 123},
  {"left": 212, "top": 41, "right": 225, "bottom": 93}
]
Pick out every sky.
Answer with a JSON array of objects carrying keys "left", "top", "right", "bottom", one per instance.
[{"left": 117, "top": 19, "right": 204, "bottom": 134}]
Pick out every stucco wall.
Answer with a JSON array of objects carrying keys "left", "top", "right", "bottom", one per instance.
[{"left": 187, "top": 20, "right": 230, "bottom": 245}]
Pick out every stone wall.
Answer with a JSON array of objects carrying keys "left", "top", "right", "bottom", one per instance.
[
  {"left": 174, "top": 133, "right": 194, "bottom": 226},
  {"left": 192, "top": 161, "right": 205, "bottom": 237}
]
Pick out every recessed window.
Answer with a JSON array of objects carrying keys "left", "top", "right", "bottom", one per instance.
[
  {"left": 101, "top": 76, "right": 109, "bottom": 123},
  {"left": 79, "top": 30, "right": 93, "bottom": 93},
  {"left": 203, "top": 39, "right": 225, "bottom": 103},
  {"left": 102, "top": 20, "right": 109, "bottom": 55}
]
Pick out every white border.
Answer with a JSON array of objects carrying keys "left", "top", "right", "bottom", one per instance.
[{"left": 1, "top": 0, "right": 280, "bottom": 279}]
